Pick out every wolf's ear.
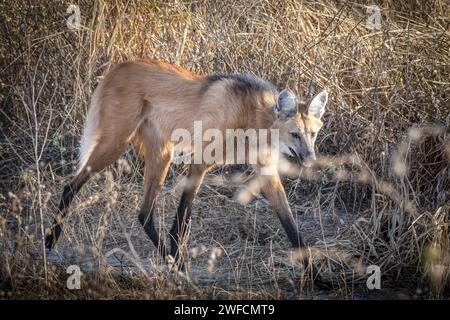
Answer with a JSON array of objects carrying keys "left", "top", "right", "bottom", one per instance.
[
  {"left": 308, "top": 90, "right": 328, "bottom": 119},
  {"left": 274, "top": 89, "right": 297, "bottom": 120}
]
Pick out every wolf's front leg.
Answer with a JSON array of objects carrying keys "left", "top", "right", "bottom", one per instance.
[{"left": 256, "top": 168, "right": 330, "bottom": 289}]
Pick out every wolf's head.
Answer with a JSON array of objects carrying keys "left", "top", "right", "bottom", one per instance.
[{"left": 273, "top": 89, "right": 328, "bottom": 167}]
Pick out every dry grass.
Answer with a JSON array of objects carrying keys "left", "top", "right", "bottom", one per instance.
[{"left": 0, "top": 0, "right": 449, "bottom": 299}]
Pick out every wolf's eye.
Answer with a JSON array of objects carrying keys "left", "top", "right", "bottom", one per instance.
[{"left": 290, "top": 132, "right": 300, "bottom": 139}]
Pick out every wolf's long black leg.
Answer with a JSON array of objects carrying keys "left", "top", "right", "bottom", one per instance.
[
  {"left": 258, "top": 170, "right": 331, "bottom": 290},
  {"left": 45, "top": 169, "right": 89, "bottom": 250},
  {"left": 138, "top": 148, "right": 172, "bottom": 259},
  {"left": 169, "top": 164, "right": 211, "bottom": 269}
]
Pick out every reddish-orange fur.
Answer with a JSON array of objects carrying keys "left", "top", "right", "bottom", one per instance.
[{"left": 46, "top": 59, "right": 329, "bottom": 288}]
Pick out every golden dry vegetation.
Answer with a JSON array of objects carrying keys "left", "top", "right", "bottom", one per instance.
[{"left": 0, "top": 0, "right": 449, "bottom": 299}]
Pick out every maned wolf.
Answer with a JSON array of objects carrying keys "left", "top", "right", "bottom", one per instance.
[{"left": 45, "top": 59, "right": 329, "bottom": 287}]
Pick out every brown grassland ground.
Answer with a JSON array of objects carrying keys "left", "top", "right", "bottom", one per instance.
[{"left": 0, "top": 0, "right": 449, "bottom": 299}]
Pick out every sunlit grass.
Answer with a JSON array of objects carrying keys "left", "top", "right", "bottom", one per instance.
[{"left": 0, "top": 0, "right": 448, "bottom": 299}]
